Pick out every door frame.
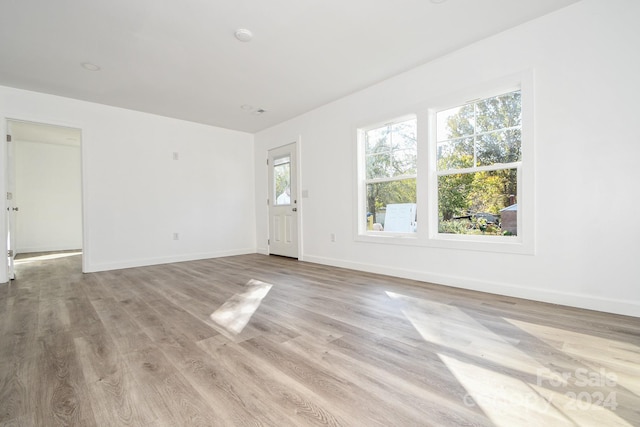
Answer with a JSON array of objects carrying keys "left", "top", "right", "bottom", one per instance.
[
  {"left": 1, "top": 116, "right": 88, "bottom": 283},
  {"left": 4, "top": 122, "right": 15, "bottom": 279},
  {"left": 266, "top": 138, "right": 303, "bottom": 260}
]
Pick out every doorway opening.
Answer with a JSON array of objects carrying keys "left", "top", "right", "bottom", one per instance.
[{"left": 5, "top": 120, "right": 83, "bottom": 280}]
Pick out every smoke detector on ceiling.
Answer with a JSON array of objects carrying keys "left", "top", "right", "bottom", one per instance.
[
  {"left": 81, "top": 62, "right": 101, "bottom": 71},
  {"left": 234, "top": 29, "right": 253, "bottom": 42},
  {"left": 240, "top": 105, "right": 266, "bottom": 115}
]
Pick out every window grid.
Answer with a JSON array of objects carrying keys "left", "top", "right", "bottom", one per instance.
[
  {"left": 361, "top": 117, "right": 417, "bottom": 234},
  {"left": 435, "top": 90, "right": 521, "bottom": 237}
]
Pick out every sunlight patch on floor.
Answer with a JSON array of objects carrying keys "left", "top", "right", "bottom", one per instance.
[
  {"left": 439, "top": 353, "right": 572, "bottom": 426},
  {"left": 210, "top": 279, "right": 272, "bottom": 336},
  {"left": 505, "top": 317, "right": 640, "bottom": 397},
  {"left": 385, "top": 291, "right": 557, "bottom": 379},
  {"left": 15, "top": 251, "right": 82, "bottom": 265},
  {"left": 386, "top": 291, "right": 636, "bottom": 426}
]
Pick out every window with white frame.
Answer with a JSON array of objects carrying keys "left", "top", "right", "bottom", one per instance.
[
  {"left": 356, "top": 75, "right": 532, "bottom": 252},
  {"left": 434, "top": 90, "right": 521, "bottom": 237},
  {"left": 360, "top": 116, "right": 417, "bottom": 234}
]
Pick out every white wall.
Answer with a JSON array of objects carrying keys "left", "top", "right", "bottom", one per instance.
[
  {"left": 15, "top": 139, "right": 82, "bottom": 253},
  {"left": 0, "top": 86, "right": 256, "bottom": 277},
  {"left": 255, "top": 0, "right": 640, "bottom": 317}
]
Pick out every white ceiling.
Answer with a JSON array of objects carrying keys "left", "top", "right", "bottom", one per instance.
[{"left": 0, "top": 0, "right": 579, "bottom": 133}]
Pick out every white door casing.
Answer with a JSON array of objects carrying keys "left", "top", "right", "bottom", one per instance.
[
  {"left": 5, "top": 123, "right": 16, "bottom": 279},
  {"left": 3, "top": 119, "right": 85, "bottom": 279},
  {"left": 268, "top": 143, "right": 298, "bottom": 258}
]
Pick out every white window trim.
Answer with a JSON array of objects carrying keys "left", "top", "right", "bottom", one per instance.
[
  {"left": 425, "top": 71, "right": 535, "bottom": 254},
  {"left": 354, "top": 70, "right": 535, "bottom": 254},
  {"left": 356, "top": 114, "right": 419, "bottom": 240}
]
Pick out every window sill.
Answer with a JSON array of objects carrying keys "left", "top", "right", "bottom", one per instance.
[
  {"left": 355, "top": 232, "right": 421, "bottom": 246},
  {"left": 429, "top": 233, "right": 533, "bottom": 255},
  {"left": 355, "top": 231, "right": 534, "bottom": 254}
]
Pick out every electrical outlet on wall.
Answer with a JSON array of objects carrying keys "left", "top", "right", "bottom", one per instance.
[
  {"left": 173, "top": 232, "right": 180, "bottom": 240},
  {"left": 330, "top": 233, "right": 336, "bottom": 242}
]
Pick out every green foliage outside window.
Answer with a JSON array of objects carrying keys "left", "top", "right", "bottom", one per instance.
[
  {"left": 437, "top": 91, "right": 521, "bottom": 235},
  {"left": 360, "top": 91, "right": 521, "bottom": 236},
  {"left": 365, "top": 119, "right": 417, "bottom": 229}
]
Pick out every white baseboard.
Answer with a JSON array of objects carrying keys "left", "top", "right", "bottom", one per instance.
[
  {"left": 303, "top": 254, "right": 640, "bottom": 318},
  {"left": 85, "top": 248, "right": 257, "bottom": 273}
]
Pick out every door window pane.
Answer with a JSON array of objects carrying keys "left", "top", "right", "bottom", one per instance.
[{"left": 274, "top": 156, "right": 291, "bottom": 205}]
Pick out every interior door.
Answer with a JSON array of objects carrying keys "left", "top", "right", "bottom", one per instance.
[
  {"left": 5, "top": 123, "right": 16, "bottom": 279},
  {"left": 268, "top": 143, "right": 298, "bottom": 258}
]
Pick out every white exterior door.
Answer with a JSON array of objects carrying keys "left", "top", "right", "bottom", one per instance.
[{"left": 268, "top": 143, "right": 298, "bottom": 258}]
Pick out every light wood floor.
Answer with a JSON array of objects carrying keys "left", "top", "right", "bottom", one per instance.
[{"left": 1, "top": 253, "right": 638, "bottom": 426}]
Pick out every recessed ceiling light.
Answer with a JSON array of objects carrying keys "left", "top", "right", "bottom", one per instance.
[
  {"left": 240, "top": 104, "right": 253, "bottom": 111},
  {"left": 234, "top": 28, "right": 253, "bottom": 42},
  {"left": 81, "top": 62, "right": 101, "bottom": 71},
  {"left": 252, "top": 109, "right": 266, "bottom": 116}
]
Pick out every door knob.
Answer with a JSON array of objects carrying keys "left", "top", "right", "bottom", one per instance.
[{"left": 292, "top": 208, "right": 297, "bottom": 212}]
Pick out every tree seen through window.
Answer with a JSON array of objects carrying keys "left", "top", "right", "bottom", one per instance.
[
  {"left": 437, "top": 90, "right": 521, "bottom": 235},
  {"left": 364, "top": 118, "right": 417, "bottom": 232}
]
